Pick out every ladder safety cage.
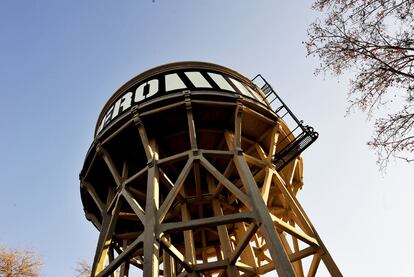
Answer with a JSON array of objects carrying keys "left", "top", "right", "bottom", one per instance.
[{"left": 251, "top": 74, "right": 319, "bottom": 171}]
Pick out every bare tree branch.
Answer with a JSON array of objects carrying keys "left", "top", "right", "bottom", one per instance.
[
  {"left": 0, "top": 245, "right": 42, "bottom": 277},
  {"left": 75, "top": 260, "right": 91, "bottom": 277},
  {"left": 306, "top": 0, "right": 414, "bottom": 169}
]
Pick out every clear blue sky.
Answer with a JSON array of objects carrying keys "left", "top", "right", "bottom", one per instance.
[{"left": 0, "top": 1, "right": 412, "bottom": 276}]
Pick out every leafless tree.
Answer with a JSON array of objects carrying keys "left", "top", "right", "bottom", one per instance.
[
  {"left": 0, "top": 245, "right": 42, "bottom": 277},
  {"left": 306, "top": 0, "right": 414, "bottom": 169},
  {"left": 75, "top": 260, "right": 91, "bottom": 277}
]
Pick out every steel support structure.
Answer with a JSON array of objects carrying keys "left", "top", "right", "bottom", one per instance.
[{"left": 80, "top": 90, "right": 341, "bottom": 277}]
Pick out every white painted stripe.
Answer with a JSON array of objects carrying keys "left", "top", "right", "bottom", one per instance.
[
  {"left": 165, "top": 73, "right": 187, "bottom": 91},
  {"left": 229, "top": 78, "right": 253, "bottom": 98},
  {"left": 208, "top": 72, "right": 235, "bottom": 91},
  {"left": 185, "top": 71, "right": 212, "bottom": 88}
]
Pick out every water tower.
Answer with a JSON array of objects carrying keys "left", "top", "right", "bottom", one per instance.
[{"left": 80, "top": 62, "right": 341, "bottom": 277}]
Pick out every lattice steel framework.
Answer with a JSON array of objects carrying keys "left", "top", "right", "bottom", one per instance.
[{"left": 80, "top": 62, "right": 341, "bottom": 277}]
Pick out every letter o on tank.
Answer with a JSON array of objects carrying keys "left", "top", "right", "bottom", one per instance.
[{"left": 134, "top": 79, "right": 159, "bottom": 103}]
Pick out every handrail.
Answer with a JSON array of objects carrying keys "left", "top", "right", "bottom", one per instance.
[{"left": 251, "top": 74, "right": 319, "bottom": 171}]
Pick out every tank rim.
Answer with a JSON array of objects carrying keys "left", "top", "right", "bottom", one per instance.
[{"left": 94, "top": 61, "right": 257, "bottom": 135}]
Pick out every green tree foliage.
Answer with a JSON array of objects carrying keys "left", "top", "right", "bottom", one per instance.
[{"left": 306, "top": 0, "right": 414, "bottom": 169}]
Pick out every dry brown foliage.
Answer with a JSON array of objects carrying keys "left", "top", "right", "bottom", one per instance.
[
  {"left": 306, "top": 0, "right": 414, "bottom": 169},
  {"left": 0, "top": 245, "right": 42, "bottom": 277}
]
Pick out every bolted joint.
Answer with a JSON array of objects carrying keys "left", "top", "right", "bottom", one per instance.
[
  {"left": 131, "top": 105, "right": 139, "bottom": 115},
  {"left": 182, "top": 90, "right": 191, "bottom": 97},
  {"left": 236, "top": 147, "right": 244, "bottom": 156},
  {"left": 183, "top": 90, "right": 192, "bottom": 110},
  {"left": 116, "top": 182, "right": 123, "bottom": 192},
  {"left": 131, "top": 107, "right": 143, "bottom": 127},
  {"left": 236, "top": 99, "right": 244, "bottom": 114},
  {"left": 185, "top": 101, "right": 192, "bottom": 110},
  {"left": 95, "top": 143, "right": 103, "bottom": 155},
  {"left": 147, "top": 159, "right": 155, "bottom": 168},
  {"left": 132, "top": 115, "right": 143, "bottom": 127},
  {"left": 192, "top": 151, "right": 202, "bottom": 160}
]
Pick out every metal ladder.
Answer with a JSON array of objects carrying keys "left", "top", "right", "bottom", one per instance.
[{"left": 251, "top": 74, "right": 319, "bottom": 171}]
